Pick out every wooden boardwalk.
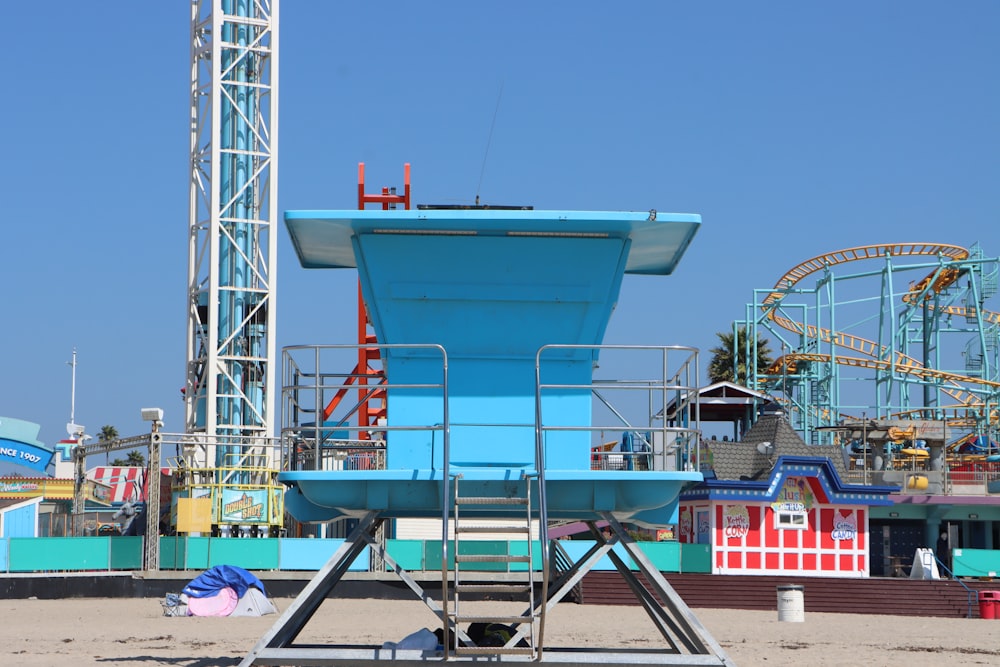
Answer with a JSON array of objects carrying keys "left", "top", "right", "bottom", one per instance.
[{"left": 581, "top": 572, "right": 999, "bottom": 618}]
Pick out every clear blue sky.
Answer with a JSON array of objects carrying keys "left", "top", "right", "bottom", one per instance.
[{"left": 1, "top": 2, "right": 997, "bottom": 451}]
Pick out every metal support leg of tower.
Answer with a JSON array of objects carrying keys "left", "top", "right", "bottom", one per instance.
[{"left": 240, "top": 511, "right": 733, "bottom": 666}]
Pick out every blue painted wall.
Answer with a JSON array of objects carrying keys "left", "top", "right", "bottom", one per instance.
[
  {"left": 2, "top": 503, "right": 38, "bottom": 538},
  {"left": 355, "top": 233, "right": 628, "bottom": 471}
]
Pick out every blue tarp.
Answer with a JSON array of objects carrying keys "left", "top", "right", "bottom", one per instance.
[{"left": 182, "top": 565, "right": 266, "bottom": 599}]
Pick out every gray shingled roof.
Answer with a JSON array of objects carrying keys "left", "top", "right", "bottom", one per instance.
[{"left": 704, "top": 412, "right": 849, "bottom": 481}]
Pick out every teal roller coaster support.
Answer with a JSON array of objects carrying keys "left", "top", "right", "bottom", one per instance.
[{"left": 742, "top": 243, "right": 1000, "bottom": 446}]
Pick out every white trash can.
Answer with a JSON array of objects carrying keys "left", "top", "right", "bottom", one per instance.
[{"left": 776, "top": 584, "right": 805, "bottom": 622}]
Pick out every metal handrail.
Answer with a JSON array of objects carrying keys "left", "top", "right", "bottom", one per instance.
[
  {"left": 280, "top": 343, "right": 448, "bottom": 468},
  {"left": 934, "top": 554, "right": 977, "bottom": 618},
  {"left": 533, "top": 350, "right": 550, "bottom": 657},
  {"left": 436, "top": 350, "right": 452, "bottom": 657},
  {"left": 532, "top": 343, "right": 702, "bottom": 656},
  {"left": 536, "top": 344, "right": 703, "bottom": 475}
]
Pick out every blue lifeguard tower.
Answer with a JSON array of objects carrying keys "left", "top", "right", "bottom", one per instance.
[{"left": 243, "top": 206, "right": 733, "bottom": 666}]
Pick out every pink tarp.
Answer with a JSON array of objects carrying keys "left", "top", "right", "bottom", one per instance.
[{"left": 186, "top": 587, "right": 238, "bottom": 617}]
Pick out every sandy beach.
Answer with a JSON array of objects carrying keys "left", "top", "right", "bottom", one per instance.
[{"left": 2, "top": 596, "right": 998, "bottom": 666}]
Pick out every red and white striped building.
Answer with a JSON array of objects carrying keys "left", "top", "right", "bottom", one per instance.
[
  {"left": 678, "top": 413, "right": 895, "bottom": 577},
  {"left": 88, "top": 467, "right": 148, "bottom": 505}
]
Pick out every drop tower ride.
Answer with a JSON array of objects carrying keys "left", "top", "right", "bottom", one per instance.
[{"left": 185, "top": 0, "right": 279, "bottom": 455}]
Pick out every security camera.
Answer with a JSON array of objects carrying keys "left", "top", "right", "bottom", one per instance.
[{"left": 141, "top": 408, "right": 164, "bottom": 422}]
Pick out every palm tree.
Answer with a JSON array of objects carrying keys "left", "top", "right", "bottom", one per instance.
[
  {"left": 98, "top": 424, "right": 119, "bottom": 465},
  {"left": 707, "top": 326, "right": 774, "bottom": 386},
  {"left": 110, "top": 450, "right": 146, "bottom": 467}
]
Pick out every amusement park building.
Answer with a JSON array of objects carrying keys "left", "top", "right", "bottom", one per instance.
[
  {"left": 678, "top": 411, "right": 896, "bottom": 577},
  {"left": 682, "top": 401, "right": 1000, "bottom": 578},
  {"left": 0, "top": 418, "right": 169, "bottom": 538}
]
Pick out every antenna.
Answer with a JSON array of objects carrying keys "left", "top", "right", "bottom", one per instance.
[
  {"left": 66, "top": 348, "right": 82, "bottom": 438},
  {"left": 475, "top": 80, "right": 504, "bottom": 205},
  {"left": 756, "top": 441, "right": 775, "bottom": 457}
]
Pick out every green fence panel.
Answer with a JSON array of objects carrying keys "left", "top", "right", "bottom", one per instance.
[
  {"left": 457, "top": 539, "right": 509, "bottom": 572},
  {"left": 2, "top": 536, "right": 704, "bottom": 574},
  {"left": 423, "top": 540, "right": 451, "bottom": 570},
  {"left": 418, "top": 541, "right": 544, "bottom": 572},
  {"left": 109, "top": 537, "right": 143, "bottom": 570},
  {"left": 159, "top": 536, "right": 186, "bottom": 570},
  {"left": 636, "top": 541, "right": 681, "bottom": 571},
  {"left": 8, "top": 537, "right": 110, "bottom": 572},
  {"left": 508, "top": 540, "right": 542, "bottom": 571},
  {"left": 423, "top": 539, "right": 438, "bottom": 570},
  {"left": 678, "top": 542, "right": 712, "bottom": 573},
  {"left": 207, "top": 538, "right": 280, "bottom": 570},
  {"left": 181, "top": 537, "right": 211, "bottom": 570},
  {"left": 951, "top": 548, "right": 1000, "bottom": 578},
  {"left": 386, "top": 539, "right": 425, "bottom": 571}
]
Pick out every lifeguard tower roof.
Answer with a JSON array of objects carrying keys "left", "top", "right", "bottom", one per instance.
[
  {"left": 280, "top": 208, "right": 703, "bottom": 528},
  {"left": 285, "top": 208, "right": 700, "bottom": 275}
]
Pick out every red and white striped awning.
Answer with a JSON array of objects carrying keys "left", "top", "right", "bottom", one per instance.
[{"left": 88, "top": 467, "right": 145, "bottom": 504}]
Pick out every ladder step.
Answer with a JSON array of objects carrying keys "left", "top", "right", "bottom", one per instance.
[
  {"left": 456, "top": 554, "right": 531, "bottom": 563},
  {"left": 456, "top": 524, "right": 531, "bottom": 534},
  {"left": 453, "top": 615, "right": 536, "bottom": 625},
  {"left": 456, "top": 496, "right": 528, "bottom": 506},
  {"left": 455, "top": 583, "right": 532, "bottom": 594},
  {"left": 455, "top": 646, "right": 534, "bottom": 656}
]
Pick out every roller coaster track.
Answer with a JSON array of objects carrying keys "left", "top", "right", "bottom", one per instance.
[
  {"left": 762, "top": 243, "right": 969, "bottom": 308},
  {"left": 767, "top": 315, "right": 990, "bottom": 408},
  {"left": 759, "top": 243, "right": 999, "bottom": 412},
  {"left": 917, "top": 304, "right": 1000, "bottom": 325},
  {"left": 767, "top": 352, "right": 1000, "bottom": 391}
]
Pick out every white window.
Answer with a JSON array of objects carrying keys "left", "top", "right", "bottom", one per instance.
[{"left": 775, "top": 510, "right": 807, "bottom": 530}]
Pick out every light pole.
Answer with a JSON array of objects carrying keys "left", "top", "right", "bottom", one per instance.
[
  {"left": 71, "top": 426, "right": 90, "bottom": 537},
  {"left": 141, "top": 408, "right": 164, "bottom": 571}
]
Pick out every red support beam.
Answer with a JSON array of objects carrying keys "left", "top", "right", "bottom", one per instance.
[{"left": 350, "top": 163, "right": 410, "bottom": 440}]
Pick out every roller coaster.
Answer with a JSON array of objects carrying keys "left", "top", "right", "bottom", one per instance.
[{"left": 742, "top": 243, "right": 1000, "bottom": 449}]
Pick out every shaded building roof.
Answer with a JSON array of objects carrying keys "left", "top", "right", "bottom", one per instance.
[
  {"left": 683, "top": 410, "right": 896, "bottom": 506},
  {"left": 703, "top": 410, "right": 849, "bottom": 482},
  {"left": 660, "top": 381, "right": 771, "bottom": 423}
]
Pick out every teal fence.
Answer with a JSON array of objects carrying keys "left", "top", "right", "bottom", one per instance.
[
  {"left": 0, "top": 536, "right": 708, "bottom": 574},
  {"left": 951, "top": 548, "right": 1000, "bottom": 578}
]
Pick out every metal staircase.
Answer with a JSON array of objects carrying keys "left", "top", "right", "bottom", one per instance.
[{"left": 446, "top": 474, "right": 541, "bottom": 659}]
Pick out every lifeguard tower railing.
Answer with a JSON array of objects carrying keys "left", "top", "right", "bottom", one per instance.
[
  {"left": 537, "top": 342, "right": 702, "bottom": 469},
  {"left": 280, "top": 343, "right": 446, "bottom": 475},
  {"left": 280, "top": 341, "right": 703, "bottom": 519}
]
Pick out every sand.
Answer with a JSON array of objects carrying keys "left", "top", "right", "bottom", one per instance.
[{"left": 2, "top": 596, "right": 999, "bottom": 666}]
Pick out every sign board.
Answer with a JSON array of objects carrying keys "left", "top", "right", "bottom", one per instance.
[
  {"left": 176, "top": 497, "right": 213, "bottom": 533},
  {"left": 0, "top": 477, "right": 73, "bottom": 499},
  {"left": 220, "top": 488, "right": 269, "bottom": 524},
  {"left": 0, "top": 418, "right": 56, "bottom": 474}
]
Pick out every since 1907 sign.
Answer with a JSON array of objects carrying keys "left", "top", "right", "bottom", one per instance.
[{"left": 0, "top": 418, "right": 56, "bottom": 474}]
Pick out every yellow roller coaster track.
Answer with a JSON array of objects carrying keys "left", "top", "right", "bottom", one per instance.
[
  {"left": 763, "top": 243, "right": 969, "bottom": 308},
  {"left": 768, "top": 314, "right": 988, "bottom": 407},
  {"left": 760, "top": 243, "right": 998, "bottom": 412},
  {"left": 767, "top": 352, "right": 1000, "bottom": 390}
]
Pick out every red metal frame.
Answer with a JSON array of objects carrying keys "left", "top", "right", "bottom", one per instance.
[{"left": 321, "top": 163, "right": 410, "bottom": 440}]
